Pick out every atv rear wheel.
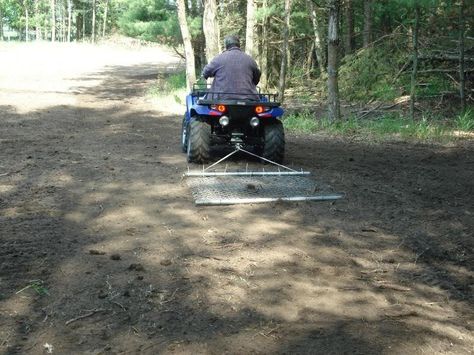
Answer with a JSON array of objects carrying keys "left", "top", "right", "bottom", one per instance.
[
  {"left": 262, "top": 121, "right": 285, "bottom": 164},
  {"left": 187, "top": 117, "right": 211, "bottom": 163},
  {"left": 181, "top": 115, "right": 188, "bottom": 153}
]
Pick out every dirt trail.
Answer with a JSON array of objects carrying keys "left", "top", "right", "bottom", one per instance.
[{"left": 1, "top": 43, "right": 473, "bottom": 354}]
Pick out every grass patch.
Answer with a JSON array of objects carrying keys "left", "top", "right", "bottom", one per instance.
[
  {"left": 455, "top": 109, "right": 474, "bottom": 131},
  {"left": 16, "top": 280, "right": 49, "bottom": 296},
  {"left": 283, "top": 110, "right": 473, "bottom": 141},
  {"left": 147, "top": 70, "right": 187, "bottom": 114},
  {"left": 283, "top": 111, "right": 318, "bottom": 133}
]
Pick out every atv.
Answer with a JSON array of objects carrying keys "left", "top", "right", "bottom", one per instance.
[{"left": 181, "top": 83, "right": 285, "bottom": 164}]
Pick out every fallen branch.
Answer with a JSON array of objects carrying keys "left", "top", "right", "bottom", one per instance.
[
  {"left": 196, "top": 254, "right": 225, "bottom": 261},
  {"left": 375, "top": 283, "right": 411, "bottom": 292},
  {"left": 357, "top": 101, "right": 401, "bottom": 119},
  {"left": 160, "top": 288, "right": 179, "bottom": 305},
  {"left": 391, "top": 61, "right": 411, "bottom": 84},
  {"left": 111, "top": 301, "right": 127, "bottom": 311},
  {"left": 384, "top": 310, "right": 418, "bottom": 318},
  {"left": 419, "top": 68, "right": 474, "bottom": 73},
  {"left": 0, "top": 165, "right": 27, "bottom": 177},
  {"left": 259, "top": 325, "right": 281, "bottom": 338},
  {"left": 65, "top": 309, "right": 108, "bottom": 325},
  {"left": 419, "top": 53, "right": 474, "bottom": 62},
  {"left": 357, "top": 102, "right": 384, "bottom": 119}
]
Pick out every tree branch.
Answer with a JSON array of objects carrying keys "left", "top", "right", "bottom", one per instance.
[{"left": 171, "top": 45, "right": 186, "bottom": 60}]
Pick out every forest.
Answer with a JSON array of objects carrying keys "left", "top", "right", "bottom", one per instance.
[{"left": 1, "top": 0, "right": 473, "bottom": 129}]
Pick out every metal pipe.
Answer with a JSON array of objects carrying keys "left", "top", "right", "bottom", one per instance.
[
  {"left": 237, "top": 147, "right": 299, "bottom": 172},
  {"left": 195, "top": 194, "right": 343, "bottom": 205},
  {"left": 202, "top": 149, "right": 240, "bottom": 172},
  {"left": 185, "top": 171, "right": 311, "bottom": 177}
]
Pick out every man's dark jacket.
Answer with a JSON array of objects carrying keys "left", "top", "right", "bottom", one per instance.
[{"left": 201, "top": 47, "right": 261, "bottom": 100}]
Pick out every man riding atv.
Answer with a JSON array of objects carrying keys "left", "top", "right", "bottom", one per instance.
[
  {"left": 182, "top": 35, "right": 285, "bottom": 164},
  {"left": 201, "top": 35, "right": 261, "bottom": 100}
]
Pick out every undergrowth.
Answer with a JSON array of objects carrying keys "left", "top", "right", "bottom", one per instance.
[
  {"left": 283, "top": 109, "right": 474, "bottom": 141},
  {"left": 339, "top": 42, "right": 406, "bottom": 102},
  {"left": 147, "top": 70, "right": 187, "bottom": 113},
  {"left": 455, "top": 109, "right": 474, "bottom": 131}
]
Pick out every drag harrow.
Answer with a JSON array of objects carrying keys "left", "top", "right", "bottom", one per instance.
[{"left": 184, "top": 147, "right": 343, "bottom": 206}]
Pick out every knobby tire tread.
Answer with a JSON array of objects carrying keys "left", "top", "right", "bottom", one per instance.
[
  {"left": 262, "top": 122, "right": 285, "bottom": 164},
  {"left": 187, "top": 118, "right": 211, "bottom": 163},
  {"left": 181, "top": 115, "right": 188, "bottom": 153}
]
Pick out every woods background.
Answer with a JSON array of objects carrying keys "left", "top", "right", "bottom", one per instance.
[{"left": 1, "top": 0, "right": 473, "bottom": 124}]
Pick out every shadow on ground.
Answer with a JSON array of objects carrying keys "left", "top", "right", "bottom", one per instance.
[{"left": 0, "top": 61, "right": 473, "bottom": 354}]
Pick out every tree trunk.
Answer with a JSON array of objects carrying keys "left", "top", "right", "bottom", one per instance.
[
  {"left": 380, "top": 0, "right": 392, "bottom": 35},
  {"left": 245, "top": 0, "right": 256, "bottom": 58},
  {"left": 410, "top": 5, "right": 420, "bottom": 120},
  {"left": 306, "top": 41, "right": 315, "bottom": 74},
  {"left": 82, "top": 8, "right": 86, "bottom": 42},
  {"left": 102, "top": 0, "right": 109, "bottom": 38},
  {"left": 308, "top": 0, "right": 326, "bottom": 75},
  {"left": 0, "top": 8, "right": 3, "bottom": 40},
  {"left": 51, "top": 0, "right": 56, "bottom": 42},
  {"left": 76, "top": 11, "right": 82, "bottom": 40},
  {"left": 363, "top": 0, "right": 372, "bottom": 47},
  {"left": 177, "top": 0, "right": 196, "bottom": 91},
  {"left": 34, "top": 0, "right": 41, "bottom": 40},
  {"left": 25, "top": 5, "right": 29, "bottom": 42},
  {"left": 259, "top": 0, "right": 269, "bottom": 89},
  {"left": 459, "top": 0, "right": 466, "bottom": 112},
  {"left": 278, "top": 0, "right": 291, "bottom": 103},
  {"left": 327, "top": 0, "right": 341, "bottom": 121},
  {"left": 344, "top": 0, "right": 355, "bottom": 54},
  {"left": 203, "top": 0, "right": 220, "bottom": 62},
  {"left": 67, "top": 0, "right": 72, "bottom": 42},
  {"left": 92, "top": 0, "right": 96, "bottom": 43},
  {"left": 61, "top": 3, "right": 66, "bottom": 42}
]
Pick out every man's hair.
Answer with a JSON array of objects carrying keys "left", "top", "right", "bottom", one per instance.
[{"left": 224, "top": 35, "right": 240, "bottom": 50}]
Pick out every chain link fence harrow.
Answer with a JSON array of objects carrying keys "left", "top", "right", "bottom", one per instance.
[{"left": 184, "top": 147, "right": 343, "bottom": 206}]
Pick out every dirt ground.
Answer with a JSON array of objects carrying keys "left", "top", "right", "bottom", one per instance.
[{"left": 0, "top": 42, "right": 473, "bottom": 355}]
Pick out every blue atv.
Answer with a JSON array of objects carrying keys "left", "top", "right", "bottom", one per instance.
[{"left": 181, "top": 84, "right": 285, "bottom": 164}]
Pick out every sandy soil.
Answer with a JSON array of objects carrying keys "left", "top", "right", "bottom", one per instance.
[{"left": 0, "top": 42, "right": 473, "bottom": 355}]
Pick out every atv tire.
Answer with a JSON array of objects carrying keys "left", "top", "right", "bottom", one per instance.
[
  {"left": 262, "top": 121, "right": 285, "bottom": 164},
  {"left": 187, "top": 117, "right": 211, "bottom": 163},
  {"left": 181, "top": 115, "right": 188, "bottom": 153}
]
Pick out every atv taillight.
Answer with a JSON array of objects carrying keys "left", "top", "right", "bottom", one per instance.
[
  {"left": 210, "top": 104, "right": 227, "bottom": 113},
  {"left": 255, "top": 106, "right": 264, "bottom": 114}
]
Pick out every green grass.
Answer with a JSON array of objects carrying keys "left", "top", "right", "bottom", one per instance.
[
  {"left": 16, "top": 280, "right": 49, "bottom": 296},
  {"left": 147, "top": 70, "right": 187, "bottom": 114},
  {"left": 283, "top": 111, "right": 319, "bottom": 133},
  {"left": 455, "top": 109, "right": 474, "bottom": 131},
  {"left": 283, "top": 110, "right": 473, "bottom": 141},
  {"left": 147, "top": 70, "right": 186, "bottom": 97}
]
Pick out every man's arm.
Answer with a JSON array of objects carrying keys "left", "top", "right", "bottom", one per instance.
[{"left": 202, "top": 56, "right": 220, "bottom": 79}]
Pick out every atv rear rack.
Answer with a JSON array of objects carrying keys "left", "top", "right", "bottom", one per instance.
[
  {"left": 192, "top": 83, "right": 279, "bottom": 105},
  {"left": 196, "top": 99, "right": 280, "bottom": 107}
]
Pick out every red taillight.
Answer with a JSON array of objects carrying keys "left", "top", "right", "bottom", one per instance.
[
  {"left": 255, "top": 106, "right": 264, "bottom": 114},
  {"left": 210, "top": 104, "right": 227, "bottom": 113}
]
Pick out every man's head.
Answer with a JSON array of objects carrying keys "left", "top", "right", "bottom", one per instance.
[{"left": 224, "top": 35, "right": 240, "bottom": 50}]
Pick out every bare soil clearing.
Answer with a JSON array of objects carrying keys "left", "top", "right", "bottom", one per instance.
[{"left": 0, "top": 43, "right": 473, "bottom": 354}]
